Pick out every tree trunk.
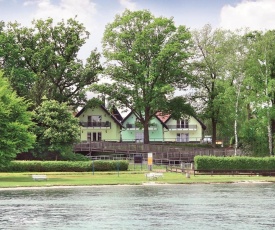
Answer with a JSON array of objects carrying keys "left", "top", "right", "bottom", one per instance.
[
  {"left": 143, "top": 122, "right": 150, "bottom": 144},
  {"left": 234, "top": 85, "right": 241, "bottom": 156},
  {"left": 267, "top": 117, "right": 272, "bottom": 156},
  {"left": 271, "top": 119, "right": 275, "bottom": 156},
  {"left": 143, "top": 108, "right": 150, "bottom": 144}
]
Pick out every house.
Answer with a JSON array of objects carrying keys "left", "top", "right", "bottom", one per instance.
[
  {"left": 76, "top": 104, "right": 123, "bottom": 142},
  {"left": 121, "top": 110, "right": 206, "bottom": 143},
  {"left": 121, "top": 111, "right": 168, "bottom": 142},
  {"left": 156, "top": 112, "right": 206, "bottom": 142}
]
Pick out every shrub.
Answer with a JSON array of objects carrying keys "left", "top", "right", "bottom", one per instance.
[
  {"left": 0, "top": 160, "right": 129, "bottom": 172},
  {"left": 194, "top": 156, "right": 275, "bottom": 170}
]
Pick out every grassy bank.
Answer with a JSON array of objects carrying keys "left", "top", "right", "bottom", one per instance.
[{"left": 1, "top": 171, "right": 275, "bottom": 188}]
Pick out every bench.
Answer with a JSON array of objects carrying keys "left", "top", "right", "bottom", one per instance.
[
  {"left": 145, "top": 173, "right": 164, "bottom": 180},
  {"left": 32, "top": 175, "right": 47, "bottom": 181},
  {"left": 193, "top": 170, "right": 275, "bottom": 176}
]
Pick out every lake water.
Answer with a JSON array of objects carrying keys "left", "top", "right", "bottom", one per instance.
[{"left": 1, "top": 183, "right": 275, "bottom": 230}]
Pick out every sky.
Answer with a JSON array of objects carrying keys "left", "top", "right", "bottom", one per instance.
[{"left": 1, "top": 0, "right": 275, "bottom": 61}]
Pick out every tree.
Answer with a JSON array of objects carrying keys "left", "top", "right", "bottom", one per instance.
[
  {"left": 221, "top": 31, "right": 248, "bottom": 154},
  {"left": 0, "top": 18, "right": 102, "bottom": 109},
  {"left": 191, "top": 25, "right": 238, "bottom": 147},
  {"left": 91, "top": 10, "right": 193, "bottom": 144},
  {"left": 32, "top": 99, "right": 80, "bottom": 159},
  {"left": 244, "top": 30, "right": 275, "bottom": 156},
  {"left": 0, "top": 72, "right": 35, "bottom": 166}
]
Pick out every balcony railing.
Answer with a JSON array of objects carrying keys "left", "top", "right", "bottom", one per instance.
[
  {"left": 126, "top": 123, "right": 157, "bottom": 130},
  {"left": 80, "top": 121, "right": 111, "bottom": 128},
  {"left": 167, "top": 124, "right": 197, "bottom": 130}
]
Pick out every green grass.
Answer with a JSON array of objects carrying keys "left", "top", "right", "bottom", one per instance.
[{"left": 1, "top": 170, "right": 275, "bottom": 188}]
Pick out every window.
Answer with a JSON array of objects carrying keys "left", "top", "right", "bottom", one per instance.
[
  {"left": 93, "top": 132, "right": 102, "bottom": 141},
  {"left": 177, "top": 119, "right": 189, "bottom": 128},
  {"left": 88, "top": 115, "right": 102, "bottom": 127}
]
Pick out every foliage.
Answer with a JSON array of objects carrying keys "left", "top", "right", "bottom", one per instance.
[
  {"left": 91, "top": 9, "right": 193, "bottom": 143},
  {"left": 191, "top": 25, "right": 241, "bottom": 146},
  {"left": 0, "top": 160, "right": 129, "bottom": 172},
  {"left": 238, "top": 119, "right": 269, "bottom": 156},
  {"left": 243, "top": 30, "right": 275, "bottom": 156},
  {"left": 0, "top": 18, "right": 102, "bottom": 109},
  {"left": 0, "top": 72, "right": 36, "bottom": 166},
  {"left": 164, "top": 96, "right": 195, "bottom": 120},
  {"left": 32, "top": 100, "right": 80, "bottom": 159},
  {"left": 194, "top": 156, "right": 275, "bottom": 170}
]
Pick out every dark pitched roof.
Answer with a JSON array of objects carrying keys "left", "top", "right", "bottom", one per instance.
[
  {"left": 75, "top": 104, "right": 123, "bottom": 128},
  {"left": 110, "top": 106, "right": 123, "bottom": 122}
]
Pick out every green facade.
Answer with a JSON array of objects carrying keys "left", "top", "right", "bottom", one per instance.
[{"left": 121, "top": 113, "right": 164, "bottom": 142}]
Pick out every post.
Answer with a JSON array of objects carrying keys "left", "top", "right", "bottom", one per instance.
[
  {"left": 117, "top": 161, "right": 120, "bottom": 177},
  {"left": 148, "top": 152, "right": 153, "bottom": 171},
  {"left": 92, "top": 160, "right": 95, "bottom": 175}
]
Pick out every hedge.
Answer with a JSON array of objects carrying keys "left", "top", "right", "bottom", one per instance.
[
  {"left": 194, "top": 156, "right": 275, "bottom": 170},
  {"left": 0, "top": 160, "right": 129, "bottom": 172}
]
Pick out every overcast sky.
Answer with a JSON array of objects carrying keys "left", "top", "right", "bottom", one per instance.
[{"left": 1, "top": 0, "right": 275, "bottom": 61}]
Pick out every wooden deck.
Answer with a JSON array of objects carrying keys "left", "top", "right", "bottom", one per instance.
[{"left": 74, "top": 142, "right": 239, "bottom": 163}]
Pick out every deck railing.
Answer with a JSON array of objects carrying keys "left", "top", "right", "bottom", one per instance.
[
  {"left": 126, "top": 123, "right": 157, "bottom": 129},
  {"left": 167, "top": 124, "right": 197, "bottom": 130},
  {"left": 74, "top": 141, "right": 242, "bottom": 161},
  {"left": 79, "top": 121, "right": 111, "bottom": 128}
]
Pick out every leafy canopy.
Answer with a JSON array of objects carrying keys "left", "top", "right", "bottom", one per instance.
[
  {"left": 0, "top": 72, "right": 35, "bottom": 165},
  {"left": 32, "top": 99, "right": 80, "bottom": 159},
  {"left": 0, "top": 18, "right": 102, "bottom": 109},
  {"left": 91, "top": 10, "right": 193, "bottom": 143}
]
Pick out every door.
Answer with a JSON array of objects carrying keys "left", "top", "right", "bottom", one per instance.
[{"left": 87, "top": 132, "right": 91, "bottom": 142}]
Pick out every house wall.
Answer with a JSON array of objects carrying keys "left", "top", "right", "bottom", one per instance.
[
  {"left": 121, "top": 114, "right": 164, "bottom": 142},
  {"left": 121, "top": 114, "right": 136, "bottom": 141},
  {"left": 78, "top": 107, "right": 121, "bottom": 142},
  {"left": 164, "top": 117, "right": 203, "bottom": 142},
  {"left": 149, "top": 117, "right": 164, "bottom": 141}
]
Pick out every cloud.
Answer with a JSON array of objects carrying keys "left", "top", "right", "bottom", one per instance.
[
  {"left": 28, "top": 0, "right": 97, "bottom": 29},
  {"left": 220, "top": 0, "right": 275, "bottom": 31},
  {"left": 22, "top": 0, "right": 100, "bottom": 59},
  {"left": 119, "top": 0, "right": 137, "bottom": 11}
]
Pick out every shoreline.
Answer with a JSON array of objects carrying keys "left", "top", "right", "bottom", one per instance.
[{"left": 0, "top": 180, "right": 273, "bottom": 191}]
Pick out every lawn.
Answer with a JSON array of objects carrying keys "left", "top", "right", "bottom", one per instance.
[{"left": 1, "top": 170, "right": 275, "bottom": 188}]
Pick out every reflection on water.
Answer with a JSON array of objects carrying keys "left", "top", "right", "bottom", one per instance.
[{"left": 1, "top": 183, "right": 275, "bottom": 230}]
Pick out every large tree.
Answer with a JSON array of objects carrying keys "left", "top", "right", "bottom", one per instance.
[
  {"left": 91, "top": 10, "right": 193, "bottom": 144},
  {"left": 191, "top": 25, "right": 238, "bottom": 147},
  {"left": 0, "top": 18, "right": 102, "bottom": 108},
  {"left": 0, "top": 72, "right": 35, "bottom": 165}
]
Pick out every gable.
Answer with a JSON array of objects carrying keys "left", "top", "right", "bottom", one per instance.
[
  {"left": 155, "top": 112, "right": 206, "bottom": 130},
  {"left": 122, "top": 110, "right": 168, "bottom": 129},
  {"left": 76, "top": 105, "right": 123, "bottom": 128}
]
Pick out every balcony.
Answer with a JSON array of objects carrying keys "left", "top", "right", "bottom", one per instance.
[
  {"left": 167, "top": 124, "right": 197, "bottom": 130},
  {"left": 80, "top": 121, "right": 111, "bottom": 128},
  {"left": 126, "top": 123, "right": 157, "bottom": 130}
]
